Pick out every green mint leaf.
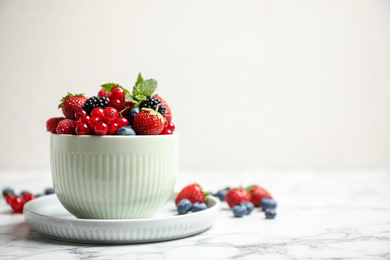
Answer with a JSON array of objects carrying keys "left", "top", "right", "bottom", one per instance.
[
  {"left": 139, "top": 79, "right": 157, "bottom": 96},
  {"left": 135, "top": 73, "right": 144, "bottom": 86},
  {"left": 133, "top": 83, "right": 142, "bottom": 97},
  {"left": 125, "top": 93, "right": 139, "bottom": 105}
]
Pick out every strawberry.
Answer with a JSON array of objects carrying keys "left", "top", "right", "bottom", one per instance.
[
  {"left": 175, "top": 184, "right": 206, "bottom": 206},
  {"left": 58, "top": 92, "right": 87, "bottom": 119},
  {"left": 56, "top": 119, "right": 75, "bottom": 134},
  {"left": 154, "top": 95, "right": 172, "bottom": 122},
  {"left": 247, "top": 185, "right": 272, "bottom": 207},
  {"left": 133, "top": 108, "right": 165, "bottom": 135},
  {"left": 225, "top": 188, "right": 251, "bottom": 208},
  {"left": 46, "top": 117, "right": 65, "bottom": 133}
]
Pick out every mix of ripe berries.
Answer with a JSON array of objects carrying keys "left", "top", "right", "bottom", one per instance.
[
  {"left": 175, "top": 183, "right": 277, "bottom": 219},
  {"left": 46, "top": 73, "right": 175, "bottom": 136},
  {"left": 2, "top": 187, "right": 55, "bottom": 213}
]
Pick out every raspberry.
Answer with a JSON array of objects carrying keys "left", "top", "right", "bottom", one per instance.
[
  {"left": 56, "top": 119, "right": 75, "bottom": 134},
  {"left": 98, "top": 88, "right": 110, "bottom": 98},
  {"left": 82, "top": 96, "right": 109, "bottom": 114},
  {"left": 46, "top": 117, "right": 65, "bottom": 133}
]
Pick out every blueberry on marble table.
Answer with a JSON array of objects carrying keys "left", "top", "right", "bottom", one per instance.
[
  {"left": 2, "top": 188, "right": 15, "bottom": 198},
  {"left": 216, "top": 187, "right": 230, "bottom": 201},
  {"left": 177, "top": 199, "right": 192, "bottom": 214},
  {"left": 232, "top": 204, "right": 246, "bottom": 217},
  {"left": 265, "top": 208, "right": 277, "bottom": 219},
  {"left": 45, "top": 188, "right": 55, "bottom": 195},
  {"left": 192, "top": 202, "right": 207, "bottom": 212},
  {"left": 242, "top": 202, "right": 255, "bottom": 215},
  {"left": 260, "top": 198, "right": 277, "bottom": 210}
]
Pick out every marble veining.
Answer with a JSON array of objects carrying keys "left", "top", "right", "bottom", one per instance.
[{"left": 0, "top": 170, "right": 389, "bottom": 259}]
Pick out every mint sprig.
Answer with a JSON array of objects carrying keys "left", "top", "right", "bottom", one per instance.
[{"left": 125, "top": 73, "right": 158, "bottom": 106}]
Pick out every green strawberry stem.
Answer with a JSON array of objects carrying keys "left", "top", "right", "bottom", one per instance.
[{"left": 246, "top": 185, "right": 257, "bottom": 194}]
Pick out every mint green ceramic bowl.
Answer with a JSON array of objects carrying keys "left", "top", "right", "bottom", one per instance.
[{"left": 50, "top": 134, "right": 178, "bottom": 219}]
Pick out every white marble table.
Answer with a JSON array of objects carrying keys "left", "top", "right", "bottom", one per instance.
[{"left": 1, "top": 170, "right": 389, "bottom": 260}]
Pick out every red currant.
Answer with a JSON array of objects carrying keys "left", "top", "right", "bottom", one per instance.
[
  {"left": 90, "top": 107, "right": 104, "bottom": 119},
  {"left": 103, "top": 107, "right": 119, "bottom": 122},
  {"left": 79, "top": 115, "right": 90, "bottom": 124},
  {"left": 9, "top": 196, "right": 24, "bottom": 213},
  {"left": 76, "top": 123, "right": 90, "bottom": 135},
  {"left": 108, "top": 122, "right": 120, "bottom": 134},
  {"left": 160, "top": 128, "right": 172, "bottom": 135},
  {"left": 98, "top": 88, "right": 110, "bottom": 97},
  {"left": 109, "top": 99, "right": 125, "bottom": 112},
  {"left": 89, "top": 116, "right": 100, "bottom": 129},
  {"left": 94, "top": 121, "right": 109, "bottom": 136},
  {"left": 22, "top": 193, "right": 36, "bottom": 203},
  {"left": 73, "top": 120, "right": 80, "bottom": 128},
  {"left": 5, "top": 194, "right": 14, "bottom": 204},
  {"left": 167, "top": 121, "right": 175, "bottom": 132},
  {"left": 115, "top": 117, "right": 129, "bottom": 127},
  {"left": 110, "top": 86, "right": 125, "bottom": 101},
  {"left": 75, "top": 109, "right": 87, "bottom": 120}
]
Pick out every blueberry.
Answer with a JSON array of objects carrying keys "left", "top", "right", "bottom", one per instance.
[
  {"left": 45, "top": 188, "right": 55, "bottom": 195},
  {"left": 192, "top": 202, "right": 207, "bottom": 212},
  {"left": 2, "top": 188, "right": 15, "bottom": 198},
  {"left": 127, "top": 107, "right": 140, "bottom": 126},
  {"left": 216, "top": 188, "right": 229, "bottom": 201},
  {"left": 242, "top": 202, "right": 255, "bottom": 215},
  {"left": 36, "top": 194, "right": 44, "bottom": 198},
  {"left": 177, "top": 199, "right": 192, "bottom": 214},
  {"left": 265, "top": 208, "right": 277, "bottom": 219},
  {"left": 116, "top": 126, "right": 136, "bottom": 136},
  {"left": 261, "top": 198, "right": 277, "bottom": 210},
  {"left": 232, "top": 204, "right": 246, "bottom": 217}
]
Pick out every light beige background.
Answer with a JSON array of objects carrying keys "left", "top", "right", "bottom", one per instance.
[{"left": 0, "top": 0, "right": 389, "bottom": 171}]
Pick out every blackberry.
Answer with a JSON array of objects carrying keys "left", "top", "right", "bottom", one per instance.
[
  {"left": 139, "top": 96, "right": 166, "bottom": 115},
  {"left": 82, "top": 96, "right": 109, "bottom": 114}
]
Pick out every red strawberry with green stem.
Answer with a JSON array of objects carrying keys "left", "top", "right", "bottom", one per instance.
[
  {"left": 247, "top": 185, "right": 272, "bottom": 207},
  {"left": 175, "top": 184, "right": 208, "bottom": 206},
  {"left": 133, "top": 107, "right": 165, "bottom": 135},
  {"left": 225, "top": 188, "right": 251, "bottom": 208},
  {"left": 58, "top": 92, "right": 87, "bottom": 119}
]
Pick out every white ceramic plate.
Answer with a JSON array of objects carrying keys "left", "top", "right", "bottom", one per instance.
[{"left": 24, "top": 194, "right": 220, "bottom": 244}]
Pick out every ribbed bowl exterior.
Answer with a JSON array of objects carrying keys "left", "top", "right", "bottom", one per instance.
[{"left": 50, "top": 134, "right": 178, "bottom": 219}]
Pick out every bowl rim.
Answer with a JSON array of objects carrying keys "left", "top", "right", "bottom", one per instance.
[{"left": 50, "top": 133, "right": 177, "bottom": 139}]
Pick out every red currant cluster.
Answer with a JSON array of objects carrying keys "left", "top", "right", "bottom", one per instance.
[
  {"left": 2, "top": 188, "right": 54, "bottom": 214},
  {"left": 74, "top": 107, "right": 129, "bottom": 136}
]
